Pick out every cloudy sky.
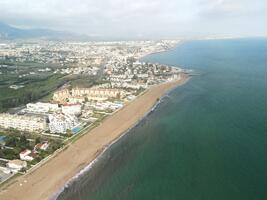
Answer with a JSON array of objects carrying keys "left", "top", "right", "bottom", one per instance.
[{"left": 0, "top": 0, "right": 267, "bottom": 39}]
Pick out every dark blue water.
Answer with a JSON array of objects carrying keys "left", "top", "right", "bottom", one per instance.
[{"left": 57, "top": 38, "right": 267, "bottom": 200}]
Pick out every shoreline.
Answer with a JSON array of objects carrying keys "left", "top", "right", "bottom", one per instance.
[
  {"left": 138, "top": 40, "right": 185, "bottom": 61},
  {"left": 0, "top": 74, "right": 190, "bottom": 200},
  {"left": 51, "top": 75, "right": 191, "bottom": 199}
]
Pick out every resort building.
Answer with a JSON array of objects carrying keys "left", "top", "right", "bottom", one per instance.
[
  {"left": 72, "top": 88, "right": 120, "bottom": 98},
  {"left": 71, "top": 88, "right": 121, "bottom": 101},
  {"left": 111, "top": 82, "right": 148, "bottom": 90},
  {"left": 86, "top": 101, "right": 123, "bottom": 111},
  {"left": 52, "top": 89, "right": 70, "bottom": 102},
  {"left": 48, "top": 113, "right": 78, "bottom": 134},
  {"left": 6, "top": 160, "right": 27, "bottom": 172},
  {"left": 26, "top": 102, "right": 60, "bottom": 113},
  {"left": 62, "top": 103, "right": 82, "bottom": 116},
  {"left": 34, "top": 141, "right": 49, "bottom": 151},
  {"left": 19, "top": 149, "right": 35, "bottom": 161},
  {"left": 53, "top": 87, "right": 122, "bottom": 102},
  {"left": 0, "top": 113, "right": 47, "bottom": 132},
  {"left": 67, "top": 97, "right": 85, "bottom": 104}
]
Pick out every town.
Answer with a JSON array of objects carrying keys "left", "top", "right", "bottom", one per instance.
[{"left": 0, "top": 40, "right": 185, "bottom": 184}]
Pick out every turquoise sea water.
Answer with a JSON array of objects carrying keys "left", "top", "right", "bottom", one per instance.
[{"left": 57, "top": 38, "right": 267, "bottom": 200}]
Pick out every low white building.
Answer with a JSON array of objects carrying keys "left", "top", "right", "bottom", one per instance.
[
  {"left": 19, "top": 149, "right": 35, "bottom": 161},
  {"left": 48, "top": 114, "right": 78, "bottom": 134},
  {"left": 34, "top": 141, "right": 49, "bottom": 151},
  {"left": 53, "top": 88, "right": 123, "bottom": 102},
  {"left": 62, "top": 103, "right": 82, "bottom": 116},
  {"left": 26, "top": 102, "right": 59, "bottom": 113},
  {"left": 67, "top": 97, "right": 85, "bottom": 104},
  {"left": 71, "top": 88, "right": 122, "bottom": 101},
  {"left": 137, "top": 74, "right": 149, "bottom": 78},
  {"left": 6, "top": 160, "right": 27, "bottom": 172},
  {"left": 0, "top": 113, "right": 47, "bottom": 132}
]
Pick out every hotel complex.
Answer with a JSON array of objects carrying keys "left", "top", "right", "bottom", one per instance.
[
  {"left": 0, "top": 102, "right": 81, "bottom": 134},
  {"left": 53, "top": 88, "right": 122, "bottom": 102},
  {"left": 48, "top": 113, "right": 78, "bottom": 134},
  {"left": 26, "top": 102, "right": 60, "bottom": 113},
  {"left": 0, "top": 113, "right": 47, "bottom": 132}
]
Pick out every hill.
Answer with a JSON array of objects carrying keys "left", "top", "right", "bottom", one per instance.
[{"left": 0, "top": 22, "right": 81, "bottom": 40}]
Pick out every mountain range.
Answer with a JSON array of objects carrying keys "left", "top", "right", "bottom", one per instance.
[{"left": 0, "top": 22, "right": 87, "bottom": 40}]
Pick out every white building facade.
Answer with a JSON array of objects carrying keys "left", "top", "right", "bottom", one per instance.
[
  {"left": 26, "top": 102, "right": 59, "bottom": 113},
  {"left": 0, "top": 113, "right": 47, "bottom": 132},
  {"left": 48, "top": 114, "right": 78, "bottom": 134},
  {"left": 62, "top": 103, "right": 82, "bottom": 116}
]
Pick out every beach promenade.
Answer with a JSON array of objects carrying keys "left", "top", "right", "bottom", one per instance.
[{"left": 0, "top": 74, "right": 189, "bottom": 200}]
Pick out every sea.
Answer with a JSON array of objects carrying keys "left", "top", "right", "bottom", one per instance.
[{"left": 56, "top": 38, "right": 267, "bottom": 200}]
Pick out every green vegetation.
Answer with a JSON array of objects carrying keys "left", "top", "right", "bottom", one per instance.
[
  {"left": 0, "top": 60, "right": 69, "bottom": 112},
  {"left": 0, "top": 129, "right": 63, "bottom": 161},
  {"left": 134, "top": 87, "right": 146, "bottom": 96},
  {"left": 69, "top": 74, "right": 108, "bottom": 88},
  {"left": 0, "top": 59, "right": 108, "bottom": 112},
  {"left": 29, "top": 140, "right": 63, "bottom": 165},
  {"left": 92, "top": 112, "right": 106, "bottom": 119},
  {"left": 0, "top": 74, "right": 67, "bottom": 112},
  {"left": 0, "top": 135, "right": 31, "bottom": 160}
]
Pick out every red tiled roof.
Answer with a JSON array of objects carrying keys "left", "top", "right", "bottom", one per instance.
[
  {"left": 63, "top": 103, "right": 80, "bottom": 106},
  {"left": 20, "top": 149, "right": 30, "bottom": 155},
  {"left": 35, "top": 143, "right": 43, "bottom": 149}
]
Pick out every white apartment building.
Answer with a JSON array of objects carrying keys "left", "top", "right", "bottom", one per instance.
[
  {"left": 53, "top": 89, "right": 70, "bottom": 102},
  {"left": 6, "top": 159, "right": 27, "bottom": 172},
  {"left": 71, "top": 88, "right": 121, "bottom": 99},
  {"left": 48, "top": 114, "right": 78, "bottom": 134},
  {"left": 111, "top": 82, "right": 148, "bottom": 90},
  {"left": 62, "top": 103, "right": 82, "bottom": 116},
  {"left": 68, "top": 97, "right": 86, "bottom": 104},
  {"left": 26, "top": 102, "right": 59, "bottom": 113},
  {"left": 53, "top": 87, "right": 122, "bottom": 103},
  {"left": 0, "top": 113, "right": 47, "bottom": 132}
]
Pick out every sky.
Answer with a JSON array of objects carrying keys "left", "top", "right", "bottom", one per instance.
[{"left": 0, "top": 0, "right": 267, "bottom": 39}]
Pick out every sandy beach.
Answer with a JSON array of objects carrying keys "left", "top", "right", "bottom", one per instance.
[{"left": 0, "top": 74, "right": 190, "bottom": 200}]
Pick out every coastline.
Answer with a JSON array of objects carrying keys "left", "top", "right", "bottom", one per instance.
[
  {"left": 51, "top": 74, "right": 191, "bottom": 200},
  {"left": 0, "top": 74, "right": 190, "bottom": 200},
  {"left": 138, "top": 40, "right": 185, "bottom": 61}
]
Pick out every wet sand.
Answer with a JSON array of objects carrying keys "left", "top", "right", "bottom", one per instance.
[{"left": 0, "top": 74, "right": 189, "bottom": 200}]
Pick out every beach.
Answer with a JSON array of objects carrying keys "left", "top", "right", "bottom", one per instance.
[{"left": 0, "top": 74, "right": 189, "bottom": 200}]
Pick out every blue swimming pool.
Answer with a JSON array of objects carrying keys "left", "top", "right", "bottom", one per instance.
[
  {"left": 0, "top": 135, "right": 6, "bottom": 144},
  {"left": 72, "top": 127, "right": 81, "bottom": 134}
]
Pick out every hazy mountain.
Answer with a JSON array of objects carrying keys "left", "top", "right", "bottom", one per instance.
[{"left": 0, "top": 22, "right": 87, "bottom": 40}]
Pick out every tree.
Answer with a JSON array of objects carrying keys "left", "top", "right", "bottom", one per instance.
[
  {"left": 0, "top": 149, "right": 4, "bottom": 158},
  {"left": 20, "top": 135, "right": 27, "bottom": 144},
  {"left": 66, "top": 129, "right": 72, "bottom": 137},
  {"left": 20, "top": 167, "right": 27, "bottom": 173},
  {"left": 19, "top": 135, "right": 30, "bottom": 149},
  {"left": 133, "top": 75, "right": 138, "bottom": 80},
  {"left": 5, "top": 136, "right": 18, "bottom": 147},
  {"left": 35, "top": 137, "right": 41, "bottom": 144}
]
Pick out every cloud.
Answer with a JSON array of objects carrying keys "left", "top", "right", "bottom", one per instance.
[{"left": 0, "top": 0, "right": 267, "bottom": 38}]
